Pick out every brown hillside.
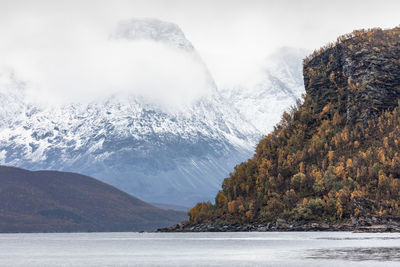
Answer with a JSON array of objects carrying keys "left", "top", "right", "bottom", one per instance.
[{"left": 0, "top": 166, "right": 187, "bottom": 232}]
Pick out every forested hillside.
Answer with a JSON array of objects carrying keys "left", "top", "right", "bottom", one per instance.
[{"left": 187, "top": 27, "right": 400, "bottom": 226}]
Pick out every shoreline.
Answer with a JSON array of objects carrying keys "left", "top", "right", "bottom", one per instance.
[{"left": 157, "top": 217, "right": 400, "bottom": 233}]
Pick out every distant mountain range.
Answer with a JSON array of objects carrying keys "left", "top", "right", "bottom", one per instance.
[
  {"left": 0, "top": 165, "right": 186, "bottom": 232},
  {"left": 220, "top": 47, "right": 307, "bottom": 133},
  {"left": 0, "top": 18, "right": 305, "bottom": 206}
]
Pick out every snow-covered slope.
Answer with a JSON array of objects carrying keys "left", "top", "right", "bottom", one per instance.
[
  {"left": 220, "top": 47, "right": 308, "bottom": 133},
  {"left": 0, "top": 92, "right": 258, "bottom": 206}
]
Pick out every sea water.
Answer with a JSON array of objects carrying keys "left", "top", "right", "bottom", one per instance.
[{"left": 0, "top": 232, "right": 399, "bottom": 266}]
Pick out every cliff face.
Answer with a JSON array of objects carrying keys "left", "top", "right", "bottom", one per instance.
[
  {"left": 304, "top": 28, "right": 400, "bottom": 124},
  {"left": 181, "top": 27, "right": 400, "bottom": 228}
]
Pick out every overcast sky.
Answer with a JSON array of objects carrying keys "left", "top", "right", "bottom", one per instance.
[{"left": 0, "top": 0, "right": 399, "bottom": 105}]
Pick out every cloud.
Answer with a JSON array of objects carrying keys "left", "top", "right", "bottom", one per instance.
[
  {"left": 3, "top": 39, "right": 212, "bottom": 107},
  {"left": 0, "top": 6, "right": 213, "bottom": 108},
  {"left": 0, "top": 0, "right": 399, "bottom": 104}
]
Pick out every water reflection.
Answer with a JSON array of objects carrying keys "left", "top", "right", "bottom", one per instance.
[
  {"left": 308, "top": 247, "right": 400, "bottom": 261},
  {"left": 0, "top": 232, "right": 400, "bottom": 266},
  {"left": 316, "top": 237, "right": 400, "bottom": 240}
]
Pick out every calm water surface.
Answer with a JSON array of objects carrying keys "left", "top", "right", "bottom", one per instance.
[{"left": 1, "top": 232, "right": 399, "bottom": 266}]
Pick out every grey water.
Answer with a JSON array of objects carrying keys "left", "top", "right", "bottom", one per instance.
[{"left": 1, "top": 232, "right": 399, "bottom": 266}]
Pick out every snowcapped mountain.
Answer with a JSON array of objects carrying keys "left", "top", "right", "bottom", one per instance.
[
  {"left": 0, "top": 19, "right": 260, "bottom": 206},
  {"left": 220, "top": 47, "right": 308, "bottom": 133},
  {"left": 0, "top": 19, "right": 306, "bottom": 206}
]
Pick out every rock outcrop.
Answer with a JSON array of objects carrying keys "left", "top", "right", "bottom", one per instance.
[
  {"left": 158, "top": 216, "right": 400, "bottom": 233},
  {"left": 303, "top": 27, "right": 400, "bottom": 124}
]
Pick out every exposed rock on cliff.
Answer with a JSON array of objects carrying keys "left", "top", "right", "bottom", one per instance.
[{"left": 304, "top": 28, "right": 400, "bottom": 124}]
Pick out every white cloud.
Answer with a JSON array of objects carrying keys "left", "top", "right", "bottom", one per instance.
[
  {"left": 4, "top": 39, "right": 212, "bottom": 106},
  {"left": 0, "top": 0, "right": 399, "bottom": 105},
  {"left": 0, "top": 8, "right": 213, "bottom": 108}
]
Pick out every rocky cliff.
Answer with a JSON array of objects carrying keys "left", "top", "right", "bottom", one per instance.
[
  {"left": 163, "top": 27, "right": 400, "bottom": 232},
  {"left": 304, "top": 27, "right": 400, "bottom": 124}
]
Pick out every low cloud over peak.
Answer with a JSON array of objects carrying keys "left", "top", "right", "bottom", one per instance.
[{"left": 0, "top": 16, "right": 214, "bottom": 108}]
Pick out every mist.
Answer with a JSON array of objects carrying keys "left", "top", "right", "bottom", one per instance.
[
  {"left": 0, "top": 13, "right": 212, "bottom": 107},
  {"left": 0, "top": 0, "right": 399, "bottom": 106}
]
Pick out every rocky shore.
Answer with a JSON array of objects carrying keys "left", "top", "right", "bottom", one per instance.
[{"left": 157, "top": 216, "right": 400, "bottom": 233}]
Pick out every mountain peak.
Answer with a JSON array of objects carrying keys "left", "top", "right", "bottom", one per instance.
[{"left": 112, "top": 18, "right": 194, "bottom": 51}]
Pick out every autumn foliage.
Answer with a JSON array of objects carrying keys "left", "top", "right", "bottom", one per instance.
[{"left": 189, "top": 27, "right": 400, "bottom": 224}]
